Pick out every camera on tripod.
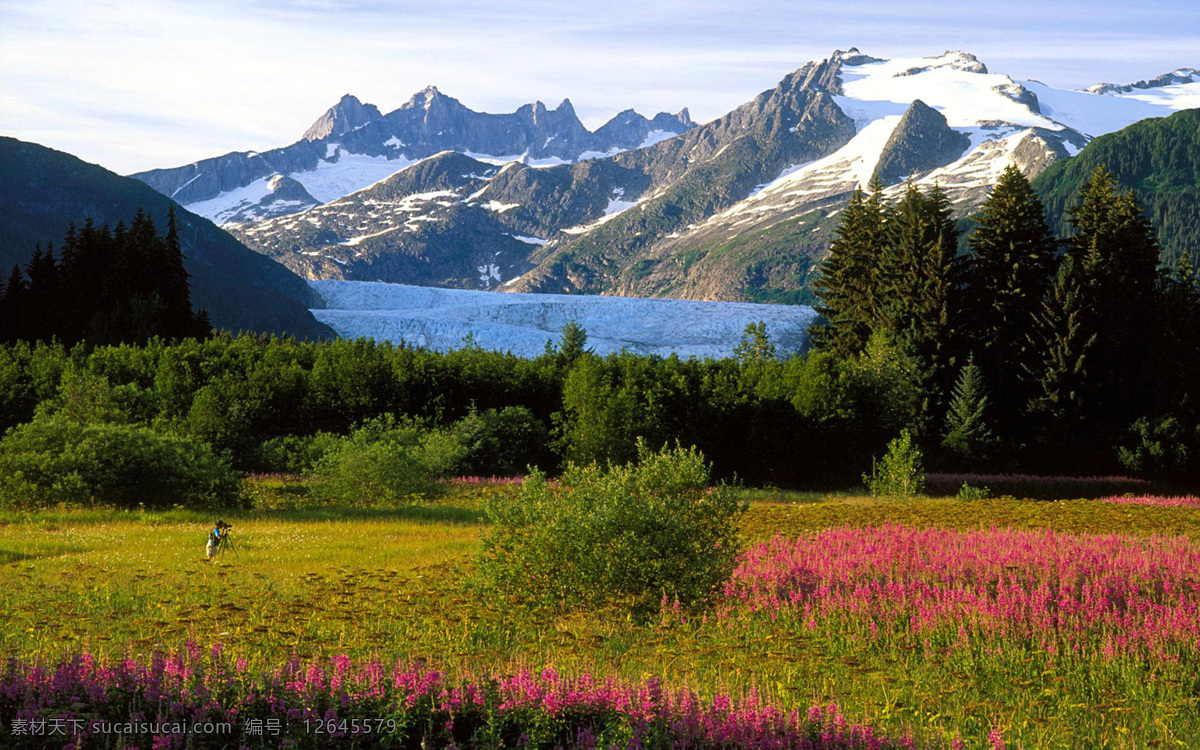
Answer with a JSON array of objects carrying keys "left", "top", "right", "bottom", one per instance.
[{"left": 206, "top": 519, "right": 235, "bottom": 559}]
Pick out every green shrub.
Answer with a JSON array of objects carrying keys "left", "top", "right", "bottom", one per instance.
[
  {"left": 955, "top": 482, "right": 991, "bottom": 502},
  {"left": 480, "top": 440, "right": 746, "bottom": 615},
  {"left": 864, "top": 429, "right": 925, "bottom": 500},
  {"left": 0, "top": 416, "right": 240, "bottom": 509},
  {"left": 257, "top": 432, "right": 341, "bottom": 474},
  {"left": 453, "top": 406, "right": 551, "bottom": 476},
  {"left": 1117, "top": 416, "right": 1196, "bottom": 481},
  {"left": 313, "top": 414, "right": 466, "bottom": 505}
]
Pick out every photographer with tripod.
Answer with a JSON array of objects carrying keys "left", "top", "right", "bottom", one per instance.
[{"left": 206, "top": 519, "right": 235, "bottom": 559}]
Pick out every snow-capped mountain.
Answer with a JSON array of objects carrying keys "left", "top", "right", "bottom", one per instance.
[
  {"left": 142, "top": 49, "right": 1198, "bottom": 304},
  {"left": 132, "top": 88, "right": 693, "bottom": 225},
  {"left": 508, "top": 49, "right": 1197, "bottom": 301}
]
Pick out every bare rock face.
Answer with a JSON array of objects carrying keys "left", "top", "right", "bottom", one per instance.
[
  {"left": 1085, "top": 68, "right": 1200, "bottom": 95},
  {"left": 994, "top": 82, "right": 1041, "bottom": 113},
  {"left": 302, "top": 94, "right": 384, "bottom": 141},
  {"left": 134, "top": 90, "right": 697, "bottom": 215},
  {"left": 873, "top": 99, "right": 971, "bottom": 185},
  {"left": 895, "top": 51, "right": 987, "bottom": 77}
]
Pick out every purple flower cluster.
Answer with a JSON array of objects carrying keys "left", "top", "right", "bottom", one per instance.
[
  {"left": 726, "top": 525, "right": 1200, "bottom": 658},
  {"left": 0, "top": 647, "right": 918, "bottom": 749},
  {"left": 1100, "top": 495, "right": 1200, "bottom": 508}
]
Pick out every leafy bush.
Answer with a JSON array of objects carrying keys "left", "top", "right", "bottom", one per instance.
[
  {"left": 1117, "top": 416, "right": 1196, "bottom": 481},
  {"left": 864, "top": 429, "right": 925, "bottom": 500},
  {"left": 0, "top": 416, "right": 240, "bottom": 508},
  {"left": 480, "top": 440, "right": 746, "bottom": 615},
  {"left": 257, "top": 432, "right": 341, "bottom": 475},
  {"left": 453, "top": 405, "right": 551, "bottom": 476},
  {"left": 955, "top": 483, "right": 990, "bottom": 502},
  {"left": 313, "top": 414, "right": 466, "bottom": 505}
]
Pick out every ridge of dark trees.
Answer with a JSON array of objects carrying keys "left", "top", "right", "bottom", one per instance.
[{"left": 0, "top": 207, "right": 210, "bottom": 346}]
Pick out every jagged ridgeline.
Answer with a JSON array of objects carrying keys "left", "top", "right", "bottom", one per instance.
[
  {"left": 0, "top": 208, "right": 211, "bottom": 345},
  {"left": 131, "top": 51, "right": 1196, "bottom": 303}
]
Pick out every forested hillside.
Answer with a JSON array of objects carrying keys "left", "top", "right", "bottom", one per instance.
[{"left": 1034, "top": 108, "right": 1200, "bottom": 268}]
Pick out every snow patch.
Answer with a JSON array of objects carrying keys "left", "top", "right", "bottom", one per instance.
[
  {"left": 1024, "top": 79, "right": 1195, "bottom": 137},
  {"left": 638, "top": 129, "right": 678, "bottom": 148},
  {"left": 836, "top": 55, "right": 1055, "bottom": 130},
  {"left": 483, "top": 200, "right": 520, "bottom": 213},
  {"left": 510, "top": 235, "right": 549, "bottom": 246},
  {"left": 185, "top": 177, "right": 277, "bottom": 224},
  {"left": 339, "top": 227, "right": 400, "bottom": 246},
  {"left": 292, "top": 151, "right": 418, "bottom": 204}
]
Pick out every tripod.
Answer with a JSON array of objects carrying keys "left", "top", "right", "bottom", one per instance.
[{"left": 207, "top": 530, "right": 239, "bottom": 560}]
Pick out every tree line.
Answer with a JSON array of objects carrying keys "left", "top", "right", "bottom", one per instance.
[
  {"left": 0, "top": 168, "right": 1197, "bottom": 491},
  {"left": 0, "top": 207, "right": 210, "bottom": 345},
  {"left": 815, "top": 165, "right": 1200, "bottom": 478}
]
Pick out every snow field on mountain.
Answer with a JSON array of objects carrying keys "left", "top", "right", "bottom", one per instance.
[
  {"left": 309, "top": 280, "right": 816, "bottom": 358},
  {"left": 836, "top": 53, "right": 1058, "bottom": 130},
  {"left": 186, "top": 176, "right": 279, "bottom": 224},
  {"left": 730, "top": 115, "right": 902, "bottom": 220},
  {"left": 293, "top": 147, "right": 417, "bottom": 204},
  {"left": 1021, "top": 80, "right": 1197, "bottom": 138}
]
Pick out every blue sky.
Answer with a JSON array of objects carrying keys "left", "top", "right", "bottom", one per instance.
[{"left": 1, "top": 0, "right": 1196, "bottom": 175}]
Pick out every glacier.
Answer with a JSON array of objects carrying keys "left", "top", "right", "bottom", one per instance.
[{"left": 309, "top": 280, "right": 817, "bottom": 358}]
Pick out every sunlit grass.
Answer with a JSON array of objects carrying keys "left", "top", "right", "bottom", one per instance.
[{"left": 3, "top": 481, "right": 1200, "bottom": 747}]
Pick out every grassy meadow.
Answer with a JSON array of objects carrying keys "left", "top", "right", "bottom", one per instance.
[{"left": 3, "top": 478, "right": 1199, "bottom": 748}]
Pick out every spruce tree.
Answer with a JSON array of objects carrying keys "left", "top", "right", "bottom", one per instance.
[
  {"left": 4, "top": 209, "right": 210, "bottom": 345},
  {"left": 23, "top": 244, "right": 60, "bottom": 342},
  {"left": 557, "top": 320, "right": 590, "bottom": 367},
  {"left": 734, "top": 321, "right": 776, "bottom": 365},
  {"left": 1063, "top": 167, "right": 1163, "bottom": 433},
  {"left": 877, "top": 184, "right": 959, "bottom": 430},
  {"left": 961, "top": 165, "right": 1057, "bottom": 437},
  {"left": 0, "top": 265, "right": 28, "bottom": 341},
  {"left": 942, "top": 355, "right": 997, "bottom": 464},
  {"left": 1024, "top": 258, "right": 1096, "bottom": 443},
  {"left": 812, "top": 184, "right": 890, "bottom": 356},
  {"left": 1157, "top": 252, "right": 1200, "bottom": 418}
]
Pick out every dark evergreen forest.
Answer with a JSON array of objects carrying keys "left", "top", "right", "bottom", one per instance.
[{"left": 1, "top": 166, "right": 1197, "bottom": 493}]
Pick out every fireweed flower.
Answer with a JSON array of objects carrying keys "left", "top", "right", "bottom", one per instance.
[
  {"left": 0, "top": 649, "right": 920, "bottom": 749},
  {"left": 726, "top": 525, "right": 1200, "bottom": 658}
]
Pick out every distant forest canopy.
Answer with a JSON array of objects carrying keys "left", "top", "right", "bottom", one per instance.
[
  {"left": 0, "top": 207, "right": 210, "bottom": 345},
  {"left": 0, "top": 164, "right": 1197, "bottom": 490},
  {"left": 1033, "top": 107, "right": 1200, "bottom": 271}
]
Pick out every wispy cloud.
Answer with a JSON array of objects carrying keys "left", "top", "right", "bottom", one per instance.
[{"left": 1, "top": 0, "right": 1195, "bottom": 174}]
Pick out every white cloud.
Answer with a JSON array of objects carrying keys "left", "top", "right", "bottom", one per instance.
[{"left": 0, "top": 0, "right": 1195, "bottom": 175}]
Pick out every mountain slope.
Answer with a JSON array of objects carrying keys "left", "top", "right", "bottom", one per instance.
[
  {"left": 1032, "top": 107, "right": 1200, "bottom": 267},
  {"left": 167, "top": 50, "right": 1198, "bottom": 304},
  {"left": 133, "top": 90, "right": 694, "bottom": 225},
  {"left": 231, "top": 150, "right": 654, "bottom": 289},
  {"left": 0, "top": 138, "right": 334, "bottom": 338},
  {"left": 507, "top": 50, "right": 1196, "bottom": 302}
]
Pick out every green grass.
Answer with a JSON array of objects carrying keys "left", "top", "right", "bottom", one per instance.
[{"left": 3, "top": 483, "right": 1199, "bottom": 748}]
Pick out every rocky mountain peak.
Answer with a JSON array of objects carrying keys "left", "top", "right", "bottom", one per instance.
[
  {"left": 302, "top": 94, "right": 383, "bottom": 142},
  {"left": 404, "top": 85, "right": 448, "bottom": 111},
  {"left": 675, "top": 108, "right": 692, "bottom": 126},
  {"left": 834, "top": 47, "right": 883, "bottom": 66},
  {"left": 895, "top": 51, "right": 988, "bottom": 77},
  {"left": 873, "top": 99, "right": 972, "bottom": 185},
  {"left": 1084, "top": 67, "right": 1200, "bottom": 95}
]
